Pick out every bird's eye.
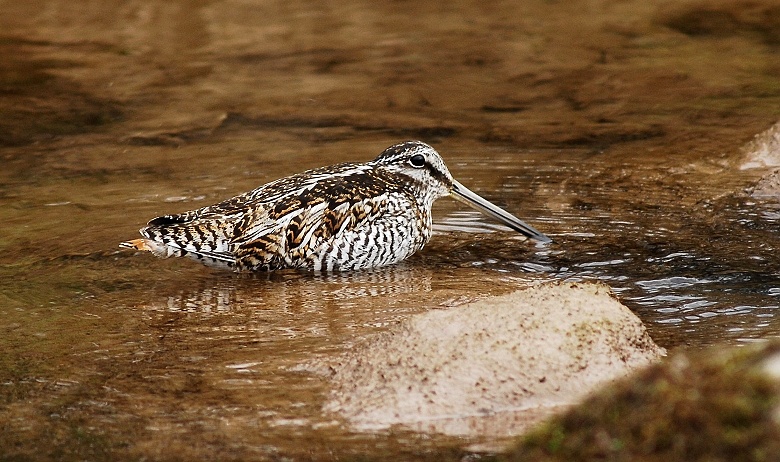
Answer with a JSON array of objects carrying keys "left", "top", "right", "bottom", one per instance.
[{"left": 409, "top": 154, "right": 426, "bottom": 168}]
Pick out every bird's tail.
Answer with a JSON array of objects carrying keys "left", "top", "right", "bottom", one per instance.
[
  {"left": 120, "top": 238, "right": 182, "bottom": 258},
  {"left": 120, "top": 236, "right": 237, "bottom": 270}
]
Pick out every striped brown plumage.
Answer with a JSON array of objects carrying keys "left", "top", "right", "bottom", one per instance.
[{"left": 121, "top": 141, "right": 550, "bottom": 272}]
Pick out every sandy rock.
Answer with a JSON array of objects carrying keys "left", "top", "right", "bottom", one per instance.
[
  {"left": 741, "top": 120, "right": 780, "bottom": 170},
  {"left": 322, "top": 281, "right": 665, "bottom": 435},
  {"left": 736, "top": 120, "right": 780, "bottom": 198},
  {"left": 750, "top": 168, "right": 780, "bottom": 199}
]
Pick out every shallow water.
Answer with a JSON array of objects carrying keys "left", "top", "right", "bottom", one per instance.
[{"left": 2, "top": 0, "right": 780, "bottom": 459}]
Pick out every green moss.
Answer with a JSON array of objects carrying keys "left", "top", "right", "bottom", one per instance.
[{"left": 505, "top": 342, "right": 780, "bottom": 461}]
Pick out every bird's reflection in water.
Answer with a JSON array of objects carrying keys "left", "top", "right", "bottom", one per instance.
[{"left": 139, "top": 264, "right": 437, "bottom": 344}]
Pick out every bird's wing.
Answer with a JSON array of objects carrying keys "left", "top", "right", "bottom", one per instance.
[
  {"left": 135, "top": 161, "right": 413, "bottom": 270},
  {"left": 232, "top": 166, "right": 411, "bottom": 269}
]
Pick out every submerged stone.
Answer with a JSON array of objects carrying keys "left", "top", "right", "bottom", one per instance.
[{"left": 321, "top": 281, "right": 665, "bottom": 436}]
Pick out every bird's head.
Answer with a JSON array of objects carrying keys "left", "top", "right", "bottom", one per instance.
[{"left": 372, "top": 140, "right": 551, "bottom": 243}]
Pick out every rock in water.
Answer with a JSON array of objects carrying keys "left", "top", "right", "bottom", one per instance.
[{"left": 321, "top": 281, "right": 665, "bottom": 436}]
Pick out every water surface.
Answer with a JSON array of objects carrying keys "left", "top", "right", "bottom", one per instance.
[{"left": 2, "top": 0, "right": 780, "bottom": 459}]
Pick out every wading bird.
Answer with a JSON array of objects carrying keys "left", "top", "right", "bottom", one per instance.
[{"left": 121, "top": 141, "right": 550, "bottom": 271}]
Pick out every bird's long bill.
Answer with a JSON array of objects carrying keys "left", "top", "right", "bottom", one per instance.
[{"left": 451, "top": 180, "right": 552, "bottom": 243}]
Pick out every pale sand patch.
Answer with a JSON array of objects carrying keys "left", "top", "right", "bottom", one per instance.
[{"left": 319, "top": 281, "right": 665, "bottom": 437}]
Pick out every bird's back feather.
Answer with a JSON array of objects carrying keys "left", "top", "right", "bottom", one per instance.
[{"left": 131, "top": 162, "right": 430, "bottom": 271}]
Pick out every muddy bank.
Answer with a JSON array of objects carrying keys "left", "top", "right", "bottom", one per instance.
[{"left": 319, "top": 282, "right": 664, "bottom": 436}]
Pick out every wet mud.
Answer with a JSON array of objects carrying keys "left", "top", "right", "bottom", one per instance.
[{"left": 1, "top": 0, "right": 780, "bottom": 460}]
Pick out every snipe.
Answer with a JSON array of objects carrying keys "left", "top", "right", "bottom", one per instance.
[{"left": 121, "top": 141, "right": 550, "bottom": 271}]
